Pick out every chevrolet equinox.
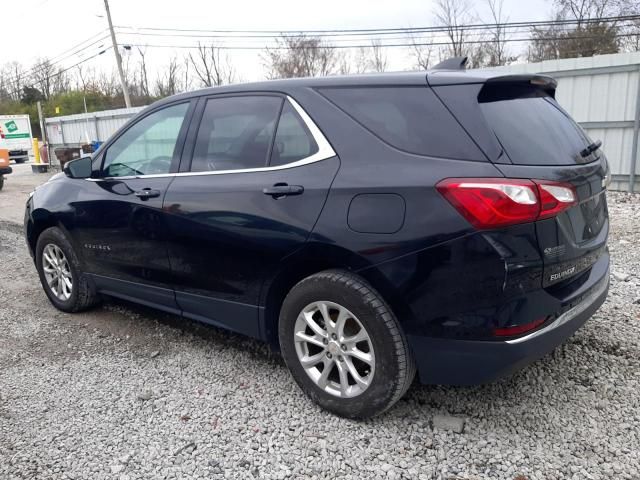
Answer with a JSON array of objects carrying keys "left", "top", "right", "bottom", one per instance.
[{"left": 25, "top": 61, "right": 610, "bottom": 418}]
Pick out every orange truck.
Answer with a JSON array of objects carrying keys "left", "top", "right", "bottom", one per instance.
[{"left": 0, "top": 148, "right": 11, "bottom": 191}]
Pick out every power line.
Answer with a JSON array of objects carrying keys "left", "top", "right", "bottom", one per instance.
[
  {"left": 115, "top": 23, "right": 638, "bottom": 42},
  {"left": 2, "top": 33, "right": 112, "bottom": 88},
  {"left": 4, "top": 14, "right": 640, "bottom": 98},
  {"left": 114, "top": 14, "right": 640, "bottom": 36},
  {"left": 122, "top": 31, "right": 640, "bottom": 51},
  {"left": 114, "top": 21, "right": 640, "bottom": 50},
  {"left": 3, "top": 48, "right": 112, "bottom": 99},
  {"left": 110, "top": 14, "right": 640, "bottom": 51}
]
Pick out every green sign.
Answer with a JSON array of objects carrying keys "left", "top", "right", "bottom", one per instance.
[
  {"left": 4, "top": 133, "right": 30, "bottom": 139},
  {"left": 4, "top": 120, "right": 18, "bottom": 133}
]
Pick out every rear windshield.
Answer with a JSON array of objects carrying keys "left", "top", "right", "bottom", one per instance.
[
  {"left": 319, "top": 87, "right": 484, "bottom": 161},
  {"left": 479, "top": 85, "right": 591, "bottom": 165}
]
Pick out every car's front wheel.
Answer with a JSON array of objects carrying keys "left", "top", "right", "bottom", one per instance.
[
  {"left": 279, "top": 270, "right": 415, "bottom": 418},
  {"left": 35, "top": 227, "right": 99, "bottom": 312}
]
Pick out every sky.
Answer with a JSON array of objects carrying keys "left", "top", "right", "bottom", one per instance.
[{"left": 1, "top": 0, "right": 554, "bottom": 85}]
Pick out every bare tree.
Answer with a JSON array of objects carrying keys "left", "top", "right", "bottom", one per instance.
[
  {"left": 484, "top": 0, "right": 512, "bottom": 66},
  {"left": 434, "top": 0, "right": 475, "bottom": 57},
  {"left": 96, "top": 70, "right": 119, "bottom": 97},
  {"left": 353, "top": 41, "right": 389, "bottom": 73},
  {"left": 408, "top": 33, "right": 436, "bottom": 69},
  {"left": 430, "top": 0, "right": 495, "bottom": 68},
  {"left": 51, "top": 67, "right": 71, "bottom": 96},
  {"left": 4, "top": 62, "right": 25, "bottom": 100},
  {"left": 137, "top": 47, "right": 150, "bottom": 97},
  {"left": 189, "top": 43, "right": 236, "bottom": 87},
  {"left": 527, "top": 0, "right": 636, "bottom": 61},
  {"left": 154, "top": 57, "right": 181, "bottom": 97},
  {"left": 354, "top": 48, "right": 368, "bottom": 74},
  {"left": 368, "top": 41, "right": 388, "bottom": 72},
  {"left": 263, "top": 35, "right": 341, "bottom": 79},
  {"left": 338, "top": 53, "right": 353, "bottom": 75},
  {"left": 75, "top": 64, "right": 89, "bottom": 91},
  {"left": 31, "top": 58, "right": 56, "bottom": 99}
]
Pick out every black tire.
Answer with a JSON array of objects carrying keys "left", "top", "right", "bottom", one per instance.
[
  {"left": 0, "top": 176, "right": 4, "bottom": 191},
  {"left": 35, "top": 227, "right": 100, "bottom": 312},
  {"left": 279, "top": 269, "right": 416, "bottom": 419},
  {"left": 14, "top": 158, "right": 25, "bottom": 164}
]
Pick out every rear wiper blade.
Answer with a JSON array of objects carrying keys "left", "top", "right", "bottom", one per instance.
[{"left": 580, "top": 140, "right": 602, "bottom": 158}]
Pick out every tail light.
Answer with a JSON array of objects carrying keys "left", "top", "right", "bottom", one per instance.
[
  {"left": 493, "top": 317, "right": 547, "bottom": 337},
  {"left": 436, "top": 178, "right": 577, "bottom": 229}
]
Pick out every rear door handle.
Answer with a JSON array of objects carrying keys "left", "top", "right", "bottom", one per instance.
[
  {"left": 263, "top": 183, "right": 304, "bottom": 198},
  {"left": 134, "top": 188, "right": 161, "bottom": 200}
]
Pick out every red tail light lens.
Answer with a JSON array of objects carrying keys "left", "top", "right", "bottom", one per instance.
[
  {"left": 493, "top": 317, "right": 547, "bottom": 337},
  {"left": 536, "top": 181, "right": 577, "bottom": 219},
  {"left": 436, "top": 178, "right": 577, "bottom": 229}
]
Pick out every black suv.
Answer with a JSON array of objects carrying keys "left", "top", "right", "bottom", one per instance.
[{"left": 25, "top": 64, "right": 610, "bottom": 418}]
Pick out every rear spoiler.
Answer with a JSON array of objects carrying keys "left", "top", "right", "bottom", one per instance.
[
  {"left": 485, "top": 74, "right": 557, "bottom": 92},
  {"left": 427, "top": 70, "right": 557, "bottom": 96}
]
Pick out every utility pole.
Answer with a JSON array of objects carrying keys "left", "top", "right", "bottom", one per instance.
[{"left": 103, "top": 0, "right": 131, "bottom": 108}]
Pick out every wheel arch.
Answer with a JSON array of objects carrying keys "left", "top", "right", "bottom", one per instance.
[
  {"left": 27, "top": 209, "right": 75, "bottom": 260},
  {"left": 259, "top": 242, "right": 412, "bottom": 349}
]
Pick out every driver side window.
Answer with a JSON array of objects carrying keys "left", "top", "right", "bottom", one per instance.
[{"left": 102, "top": 102, "right": 189, "bottom": 177}]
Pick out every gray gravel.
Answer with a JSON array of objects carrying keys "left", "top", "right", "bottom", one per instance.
[{"left": 1, "top": 191, "right": 639, "bottom": 480}]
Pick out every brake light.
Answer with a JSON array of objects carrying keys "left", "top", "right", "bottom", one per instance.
[
  {"left": 536, "top": 181, "right": 577, "bottom": 219},
  {"left": 436, "top": 178, "right": 577, "bottom": 229},
  {"left": 493, "top": 317, "right": 547, "bottom": 337}
]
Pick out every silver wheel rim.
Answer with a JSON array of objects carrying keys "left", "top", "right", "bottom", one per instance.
[
  {"left": 42, "top": 244, "right": 73, "bottom": 301},
  {"left": 294, "top": 301, "right": 375, "bottom": 398}
]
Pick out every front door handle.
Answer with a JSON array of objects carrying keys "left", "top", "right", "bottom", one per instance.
[
  {"left": 263, "top": 183, "right": 304, "bottom": 199},
  {"left": 134, "top": 188, "right": 161, "bottom": 200}
]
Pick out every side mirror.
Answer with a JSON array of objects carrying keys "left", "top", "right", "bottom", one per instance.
[{"left": 63, "top": 156, "right": 93, "bottom": 179}]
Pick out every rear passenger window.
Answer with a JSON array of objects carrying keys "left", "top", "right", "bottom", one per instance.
[
  {"left": 191, "top": 96, "right": 282, "bottom": 172},
  {"left": 319, "top": 87, "right": 484, "bottom": 160},
  {"left": 270, "top": 102, "right": 318, "bottom": 166}
]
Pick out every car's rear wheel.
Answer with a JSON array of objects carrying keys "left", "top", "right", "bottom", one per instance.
[
  {"left": 35, "top": 227, "right": 99, "bottom": 312},
  {"left": 0, "top": 176, "right": 4, "bottom": 191},
  {"left": 279, "top": 269, "right": 415, "bottom": 418}
]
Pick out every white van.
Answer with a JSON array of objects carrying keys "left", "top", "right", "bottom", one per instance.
[{"left": 0, "top": 114, "right": 33, "bottom": 163}]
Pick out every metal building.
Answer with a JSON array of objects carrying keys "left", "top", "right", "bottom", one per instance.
[{"left": 45, "top": 106, "right": 145, "bottom": 151}]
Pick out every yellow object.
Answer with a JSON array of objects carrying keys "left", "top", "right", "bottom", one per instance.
[
  {"left": 0, "top": 149, "right": 9, "bottom": 168},
  {"left": 55, "top": 106, "right": 60, "bottom": 114},
  {"left": 33, "top": 138, "right": 40, "bottom": 164}
]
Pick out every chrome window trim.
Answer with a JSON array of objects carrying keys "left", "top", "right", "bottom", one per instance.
[{"left": 88, "top": 95, "right": 336, "bottom": 181}]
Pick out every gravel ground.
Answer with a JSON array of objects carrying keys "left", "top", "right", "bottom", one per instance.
[{"left": 0, "top": 191, "right": 638, "bottom": 480}]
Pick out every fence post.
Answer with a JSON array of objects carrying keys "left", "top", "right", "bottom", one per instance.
[
  {"left": 33, "top": 138, "right": 40, "bottom": 164},
  {"left": 629, "top": 65, "right": 640, "bottom": 193}
]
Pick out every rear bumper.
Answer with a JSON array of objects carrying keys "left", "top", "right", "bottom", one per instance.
[
  {"left": 408, "top": 263, "right": 609, "bottom": 385},
  {"left": 0, "top": 166, "right": 12, "bottom": 175}
]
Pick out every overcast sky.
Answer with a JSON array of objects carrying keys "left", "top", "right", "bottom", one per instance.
[{"left": 3, "top": 0, "right": 554, "bottom": 83}]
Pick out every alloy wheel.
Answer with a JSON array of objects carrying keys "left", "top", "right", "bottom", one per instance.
[
  {"left": 42, "top": 244, "right": 73, "bottom": 301},
  {"left": 294, "top": 301, "right": 375, "bottom": 398}
]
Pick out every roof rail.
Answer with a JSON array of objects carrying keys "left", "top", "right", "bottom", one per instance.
[{"left": 432, "top": 56, "right": 468, "bottom": 70}]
